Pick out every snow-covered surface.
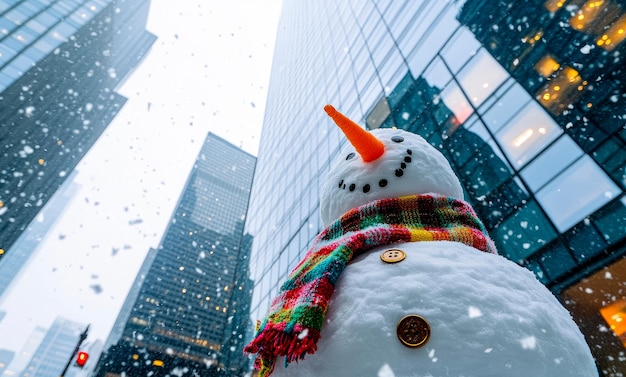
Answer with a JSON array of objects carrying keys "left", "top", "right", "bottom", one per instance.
[
  {"left": 320, "top": 129, "right": 464, "bottom": 225},
  {"left": 271, "top": 241, "right": 598, "bottom": 377}
]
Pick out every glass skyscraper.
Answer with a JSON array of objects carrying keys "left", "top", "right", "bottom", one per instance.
[
  {"left": 20, "top": 317, "right": 86, "bottom": 377},
  {"left": 0, "top": 0, "right": 156, "bottom": 261},
  {"left": 95, "top": 132, "right": 256, "bottom": 376},
  {"left": 245, "top": 1, "right": 625, "bottom": 376}
]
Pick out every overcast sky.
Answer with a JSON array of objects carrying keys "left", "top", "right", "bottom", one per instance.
[{"left": 0, "top": 0, "right": 282, "bottom": 352}]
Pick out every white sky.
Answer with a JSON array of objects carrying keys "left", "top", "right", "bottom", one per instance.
[{"left": 0, "top": 0, "right": 282, "bottom": 353}]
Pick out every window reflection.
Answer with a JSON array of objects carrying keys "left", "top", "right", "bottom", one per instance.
[
  {"left": 536, "top": 155, "right": 622, "bottom": 232},
  {"left": 496, "top": 101, "right": 562, "bottom": 168},
  {"left": 440, "top": 82, "right": 473, "bottom": 123},
  {"left": 520, "top": 135, "right": 583, "bottom": 191},
  {"left": 482, "top": 83, "right": 531, "bottom": 133},
  {"left": 456, "top": 48, "right": 509, "bottom": 109}
]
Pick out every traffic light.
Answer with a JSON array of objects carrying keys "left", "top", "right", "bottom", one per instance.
[{"left": 76, "top": 351, "right": 89, "bottom": 367}]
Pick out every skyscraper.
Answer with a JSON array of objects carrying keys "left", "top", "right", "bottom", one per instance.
[
  {"left": 245, "top": 1, "right": 625, "bottom": 375},
  {"left": 95, "top": 132, "right": 256, "bottom": 376},
  {"left": 1, "top": 326, "right": 46, "bottom": 377},
  {"left": 0, "top": 170, "right": 79, "bottom": 302},
  {"left": 0, "top": 0, "right": 156, "bottom": 261},
  {"left": 20, "top": 317, "right": 86, "bottom": 377}
]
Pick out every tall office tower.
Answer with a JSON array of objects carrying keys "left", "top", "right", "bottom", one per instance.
[
  {"left": 94, "top": 133, "right": 256, "bottom": 376},
  {"left": 0, "top": 171, "right": 79, "bottom": 302},
  {"left": 245, "top": 1, "right": 625, "bottom": 376},
  {"left": 20, "top": 317, "right": 87, "bottom": 377},
  {"left": 0, "top": 350, "right": 14, "bottom": 374},
  {"left": 0, "top": 0, "right": 156, "bottom": 261},
  {"left": 1, "top": 326, "right": 46, "bottom": 377}
]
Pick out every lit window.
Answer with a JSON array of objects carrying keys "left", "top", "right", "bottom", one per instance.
[
  {"left": 596, "top": 13, "right": 626, "bottom": 51},
  {"left": 536, "top": 155, "right": 622, "bottom": 232},
  {"left": 534, "top": 55, "right": 561, "bottom": 77},
  {"left": 496, "top": 101, "right": 561, "bottom": 168},
  {"left": 544, "top": 0, "right": 566, "bottom": 12}
]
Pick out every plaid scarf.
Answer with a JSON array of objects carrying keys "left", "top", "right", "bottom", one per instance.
[{"left": 244, "top": 194, "right": 497, "bottom": 376}]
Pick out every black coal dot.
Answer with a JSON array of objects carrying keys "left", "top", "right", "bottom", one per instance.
[
  {"left": 346, "top": 152, "right": 355, "bottom": 160},
  {"left": 379, "top": 179, "right": 388, "bottom": 187},
  {"left": 349, "top": 183, "right": 356, "bottom": 191},
  {"left": 407, "top": 149, "right": 413, "bottom": 155},
  {"left": 395, "top": 169, "right": 404, "bottom": 177},
  {"left": 338, "top": 179, "right": 344, "bottom": 188},
  {"left": 401, "top": 162, "right": 406, "bottom": 169},
  {"left": 363, "top": 184, "right": 370, "bottom": 193},
  {"left": 342, "top": 184, "right": 346, "bottom": 189},
  {"left": 392, "top": 136, "right": 404, "bottom": 143},
  {"left": 404, "top": 156, "right": 412, "bottom": 163}
]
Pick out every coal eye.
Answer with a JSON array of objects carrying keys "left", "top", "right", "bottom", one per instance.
[
  {"left": 391, "top": 136, "right": 404, "bottom": 143},
  {"left": 346, "top": 152, "right": 355, "bottom": 160}
]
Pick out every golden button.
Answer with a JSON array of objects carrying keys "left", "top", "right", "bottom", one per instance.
[
  {"left": 380, "top": 248, "right": 406, "bottom": 263},
  {"left": 397, "top": 314, "right": 431, "bottom": 348}
]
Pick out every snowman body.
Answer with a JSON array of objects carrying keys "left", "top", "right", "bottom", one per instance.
[
  {"left": 248, "top": 108, "right": 597, "bottom": 377},
  {"left": 270, "top": 240, "right": 598, "bottom": 376}
]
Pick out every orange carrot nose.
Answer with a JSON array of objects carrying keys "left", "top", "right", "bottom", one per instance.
[{"left": 324, "top": 104, "right": 384, "bottom": 163}]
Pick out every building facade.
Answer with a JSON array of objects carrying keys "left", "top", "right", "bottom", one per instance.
[
  {"left": 0, "top": 171, "right": 79, "bottom": 302},
  {"left": 0, "top": 0, "right": 156, "bottom": 261},
  {"left": 20, "top": 317, "right": 86, "bottom": 377},
  {"left": 95, "top": 133, "right": 256, "bottom": 376},
  {"left": 245, "top": 1, "right": 626, "bottom": 376}
]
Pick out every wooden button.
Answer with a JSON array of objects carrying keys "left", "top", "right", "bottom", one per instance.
[
  {"left": 397, "top": 314, "right": 431, "bottom": 348},
  {"left": 380, "top": 248, "right": 406, "bottom": 263}
]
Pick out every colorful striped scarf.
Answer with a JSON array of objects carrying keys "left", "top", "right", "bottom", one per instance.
[{"left": 244, "top": 194, "right": 497, "bottom": 376}]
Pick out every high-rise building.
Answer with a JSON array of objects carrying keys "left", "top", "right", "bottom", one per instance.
[
  {"left": 0, "top": 0, "right": 156, "bottom": 261},
  {"left": 245, "top": 1, "right": 625, "bottom": 376},
  {"left": 0, "top": 350, "right": 14, "bottom": 375},
  {"left": 1, "top": 326, "right": 46, "bottom": 377},
  {"left": 0, "top": 170, "right": 79, "bottom": 302},
  {"left": 20, "top": 317, "right": 87, "bottom": 377},
  {"left": 94, "top": 132, "right": 256, "bottom": 376}
]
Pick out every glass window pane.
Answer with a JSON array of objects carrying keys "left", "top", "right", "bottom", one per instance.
[
  {"left": 457, "top": 48, "right": 509, "bottom": 108},
  {"left": 482, "top": 83, "right": 532, "bottom": 133},
  {"left": 520, "top": 135, "right": 583, "bottom": 191},
  {"left": 536, "top": 155, "right": 623, "bottom": 232},
  {"left": 496, "top": 101, "right": 562, "bottom": 168},
  {"left": 441, "top": 27, "right": 481, "bottom": 73},
  {"left": 440, "top": 81, "right": 473, "bottom": 123},
  {"left": 423, "top": 56, "right": 451, "bottom": 89},
  {"left": 494, "top": 200, "right": 557, "bottom": 261}
]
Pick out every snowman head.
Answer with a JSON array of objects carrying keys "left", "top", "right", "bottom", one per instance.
[{"left": 320, "top": 105, "right": 464, "bottom": 225}]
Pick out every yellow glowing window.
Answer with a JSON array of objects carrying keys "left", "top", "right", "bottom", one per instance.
[
  {"left": 534, "top": 55, "right": 561, "bottom": 77},
  {"left": 600, "top": 301, "right": 626, "bottom": 346},
  {"left": 153, "top": 359, "right": 164, "bottom": 367},
  {"left": 596, "top": 13, "right": 626, "bottom": 51},
  {"left": 570, "top": 0, "right": 605, "bottom": 30},
  {"left": 132, "top": 354, "right": 139, "bottom": 360},
  {"left": 544, "top": 0, "right": 566, "bottom": 12}
]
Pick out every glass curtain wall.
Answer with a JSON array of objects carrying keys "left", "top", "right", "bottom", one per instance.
[{"left": 245, "top": 1, "right": 625, "bottom": 375}]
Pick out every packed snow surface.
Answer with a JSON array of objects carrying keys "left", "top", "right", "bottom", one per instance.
[{"left": 271, "top": 241, "right": 598, "bottom": 377}]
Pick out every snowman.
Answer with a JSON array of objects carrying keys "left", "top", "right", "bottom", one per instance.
[{"left": 244, "top": 105, "right": 598, "bottom": 377}]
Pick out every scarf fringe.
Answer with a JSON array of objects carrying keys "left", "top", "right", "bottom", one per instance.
[{"left": 245, "top": 327, "right": 321, "bottom": 375}]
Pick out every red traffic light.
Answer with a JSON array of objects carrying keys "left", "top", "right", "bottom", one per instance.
[{"left": 76, "top": 351, "right": 89, "bottom": 367}]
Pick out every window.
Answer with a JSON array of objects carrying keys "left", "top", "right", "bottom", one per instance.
[
  {"left": 520, "top": 135, "right": 583, "bottom": 191},
  {"left": 456, "top": 48, "right": 509, "bottom": 109},
  {"left": 536, "top": 155, "right": 622, "bottom": 232},
  {"left": 495, "top": 101, "right": 562, "bottom": 168}
]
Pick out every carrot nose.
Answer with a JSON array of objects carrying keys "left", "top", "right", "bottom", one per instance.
[{"left": 324, "top": 104, "right": 384, "bottom": 163}]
